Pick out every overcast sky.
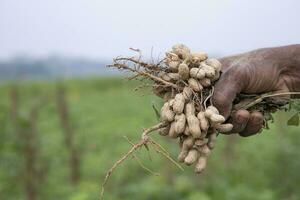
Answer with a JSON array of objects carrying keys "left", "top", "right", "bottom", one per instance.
[{"left": 0, "top": 0, "right": 299, "bottom": 60}]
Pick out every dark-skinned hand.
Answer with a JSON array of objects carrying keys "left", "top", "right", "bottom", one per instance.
[{"left": 212, "top": 44, "right": 300, "bottom": 137}]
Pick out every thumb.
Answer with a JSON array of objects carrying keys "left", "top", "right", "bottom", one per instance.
[{"left": 212, "top": 69, "right": 244, "bottom": 119}]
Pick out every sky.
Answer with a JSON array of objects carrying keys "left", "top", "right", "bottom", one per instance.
[{"left": 0, "top": 0, "right": 299, "bottom": 60}]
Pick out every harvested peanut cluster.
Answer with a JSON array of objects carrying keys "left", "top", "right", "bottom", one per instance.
[
  {"left": 156, "top": 44, "right": 232, "bottom": 173},
  {"left": 108, "top": 44, "right": 291, "bottom": 176}
]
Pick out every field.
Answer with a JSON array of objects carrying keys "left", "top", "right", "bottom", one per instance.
[{"left": 0, "top": 77, "right": 300, "bottom": 200}]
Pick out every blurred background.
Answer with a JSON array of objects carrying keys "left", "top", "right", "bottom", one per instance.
[{"left": 1, "top": 0, "right": 300, "bottom": 199}]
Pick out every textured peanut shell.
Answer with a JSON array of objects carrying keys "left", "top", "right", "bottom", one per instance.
[
  {"left": 206, "top": 106, "right": 219, "bottom": 114},
  {"left": 185, "top": 102, "right": 195, "bottom": 116},
  {"left": 160, "top": 102, "right": 175, "bottom": 122},
  {"left": 191, "top": 52, "right": 207, "bottom": 63},
  {"left": 168, "top": 61, "right": 179, "bottom": 72},
  {"left": 184, "top": 125, "right": 190, "bottom": 136},
  {"left": 167, "top": 73, "right": 180, "bottom": 81},
  {"left": 204, "top": 109, "right": 215, "bottom": 119},
  {"left": 178, "top": 149, "right": 189, "bottom": 162},
  {"left": 210, "top": 114, "right": 225, "bottom": 124},
  {"left": 172, "top": 44, "right": 191, "bottom": 59},
  {"left": 195, "top": 156, "right": 207, "bottom": 174},
  {"left": 168, "top": 122, "right": 179, "bottom": 138},
  {"left": 174, "top": 114, "right": 186, "bottom": 134},
  {"left": 161, "top": 73, "right": 172, "bottom": 82},
  {"left": 190, "top": 68, "right": 205, "bottom": 79},
  {"left": 206, "top": 58, "right": 221, "bottom": 72},
  {"left": 166, "top": 51, "right": 179, "bottom": 59},
  {"left": 216, "top": 123, "right": 233, "bottom": 133},
  {"left": 194, "top": 139, "right": 206, "bottom": 147},
  {"left": 197, "top": 111, "right": 209, "bottom": 132},
  {"left": 168, "top": 99, "right": 175, "bottom": 107},
  {"left": 199, "top": 144, "right": 211, "bottom": 156},
  {"left": 201, "top": 63, "right": 216, "bottom": 78},
  {"left": 199, "top": 78, "right": 211, "bottom": 87},
  {"left": 211, "top": 70, "right": 220, "bottom": 81},
  {"left": 159, "top": 126, "right": 170, "bottom": 136},
  {"left": 182, "top": 87, "right": 193, "bottom": 100},
  {"left": 187, "top": 115, "right": 201, "bottom": 138},
  {"left": 184, "top": 149, "right": 199, "bottom": 165},
  {"left": 188, "top": 78, "right": 203, "bottom": 92},
  {"left": 207, "top": 132, "right": 217, "bottom": 149},
  {"left": 178, "top": 136, "right": 194, "bottom": 162},
  {"left": 183, "top": 136, "right": 195, "bottom": 148},
  {"left": 178, "top": 63, "right": 190, "bottom": 80},
  {"left": 173, "top": 93, "right": 185, "bottom": 114}
]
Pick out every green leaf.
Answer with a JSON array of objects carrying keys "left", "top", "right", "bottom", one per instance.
[{"left": 287, "top": 113, "right": 299, "bottom": 126}]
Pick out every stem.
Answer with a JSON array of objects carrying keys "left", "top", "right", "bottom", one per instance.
[{"left": 241, "top": 91, "right": 300, "bottom": 110}]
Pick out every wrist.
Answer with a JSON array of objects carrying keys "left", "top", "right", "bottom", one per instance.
[{"left": 279, "top": 45, "right": 300, "bottom": 92}]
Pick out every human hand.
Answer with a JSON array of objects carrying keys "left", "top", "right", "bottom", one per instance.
[{"left": 212, "top": 45, "right": 300, "bottom": 137}]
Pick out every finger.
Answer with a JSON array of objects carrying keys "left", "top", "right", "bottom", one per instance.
[
  {"left": 228, "top": 109, "right": 250, "bottom": 133},
  {"left": 239, "top": 111, "right": 264, "bottom": 137},
  {"left": 212, "top": 69, "right": 244, "bottom": 119}
]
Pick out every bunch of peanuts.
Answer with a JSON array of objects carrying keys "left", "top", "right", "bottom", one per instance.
[{"left": 155, "top": 44, "right": 233, "bottom": 174}]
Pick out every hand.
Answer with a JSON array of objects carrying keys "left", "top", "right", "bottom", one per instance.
[{"left": 212, "top": 45, "right": 300, "bottom": 137}]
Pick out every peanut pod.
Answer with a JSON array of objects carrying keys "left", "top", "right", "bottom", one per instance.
[
  {"left": 161, "top": 102, "right": 175, "bottom": 122},
  {"left": 159, "top": 125, "right": 170, "bottom": 136},
  {"left": 187, "top": 115, "right": 201, "bottom": 138},
  {"left": 207, "top": 132, "right": 217, "bottom": 149},
  {"left": 168, "top": 121, "right": 179, "bottom": 138},
  {"left": 216, "top": 123, "right": 233, "bottom": 133},
  {"left": 210, "top": 114, "right": 225, "bottom": 124},
  {"left": 190, "top": 68, "right": 206, "bottom": 79},
  {"left": 172, "top": 44, "right": 191, "bottom": 59},
  {"left": 182, "top": 86, "right": 193, "bottom": 100},
  {"left": 184, "top": 125, "right": 190, "bottom": 136},
  {"left": 174, "top": 114, "right": 186, "bottom": 134},
  {"left": 200, "top": 62, "right": 216, "bottom": 78},
  {"left": 188, "top": 78, "right": 203, "bottom": 92},
  {"left": 195, "top": 156, "right": 207, "bottom": 174},
  {"left": 173, "top": 93, "right": 185, "bottom": 114},
  {"left": 206, "top": 58, "right": 222, "bottom": 72},
  {"left": 184, "top": 149, "right": 199, "bottom": 165},
  {"left": 168, "top": 61, "right": 179, "bottom": 72},
  {"left": 178, "top": 63, "right": 190, "bottom": 80},
  {"left": 199, "top": 78, "right": 211, "bottom": 87},
  {"left": 197, "top": 111, "right": 209, "bottom": 132},
  {"left": 178, "top": 136, "right": 194, "bottom": 162},
  {"left": 191, "top": 52, "right": 207, "bottom": 63},
  {"left": 185, "top": 102, "right": 195, "bottom": 116}
]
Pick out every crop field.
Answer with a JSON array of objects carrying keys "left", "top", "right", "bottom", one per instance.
[{"left": 0, "top": 78, "right": 299, "bottom": 200}]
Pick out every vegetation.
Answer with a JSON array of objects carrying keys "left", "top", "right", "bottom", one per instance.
[{"left": 0, "top": 77, "right": 300, "bottom": 200}]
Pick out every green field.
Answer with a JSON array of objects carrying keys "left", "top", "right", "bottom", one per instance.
[{"left": 0, "top": 78, "right": 300, "bottom": 200}]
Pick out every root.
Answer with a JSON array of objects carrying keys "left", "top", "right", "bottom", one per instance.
[
  {"left": 149, "top": 139, "right": 184, "bottom": 171},
  {"left": 123, "top": 136, "right": 160, "bottom": 176},
  {"left": 100, "top": 122, "right": 178, "bottom": 200},
  {"left": 108, "top": 58, "right": 179, "bottom": 90}
]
